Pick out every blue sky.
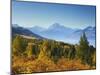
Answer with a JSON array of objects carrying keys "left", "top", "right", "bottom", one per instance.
[{"left": 12, "top": 1, "right": 96, "bottom": 29}]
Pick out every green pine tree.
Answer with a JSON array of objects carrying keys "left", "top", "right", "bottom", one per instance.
[{"left": 78, "top": 32, "right": 90, "bottom": 64}]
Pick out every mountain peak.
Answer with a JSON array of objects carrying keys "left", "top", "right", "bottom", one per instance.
[
  {"left": 33, "top": 26, "right": 42, "bottom": 28},
  {"left": 52, "top": 23, "right": 61, "bottom": 27},
  {"left": 86, "top": 26, "right": 92, "bottom": 29},
  {"left": 49, "top": 23, "right": 66, "bottom": 29},
  {"left": 84, "top": 26, "right": 95, "bottom": 31},
  {"left": 12, "top": 24, "right": 19, "bottom": 28},
  {"left": 30, "top": 26, "right": 45, "bottom": 31}
]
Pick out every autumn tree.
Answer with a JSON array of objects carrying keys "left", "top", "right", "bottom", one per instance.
[
  {"left": 88, "top": 45, "right": 96, "bottom": 66},
  {"left": 37, "top": 40, "right": 51, "bottom": 60},
  {"left": 63, "top": 45, "right": 70, "bottom": 58},
  {"left": 12, "top": 35, "right": 27, "bottom": 56},
  {"left": 68, "top": 45, "right": 76, "bottom": 59},
  {"left": 26, "top": 43, "right": 39, "bottom": 58}
]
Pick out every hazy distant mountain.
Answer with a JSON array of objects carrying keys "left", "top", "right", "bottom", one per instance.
[
  {"left": 12, "top": 24, "right": 20, "bottom": 28},
  {"left": 70, "top": 26, "right": 96, "bottom": 40},
  {"left": 28, "top": 23, "right": 76, "bottom": 40},
  {"left": 18, "top": 23, "right": 95, "bottom": 46},
  {"left": 67, "top": 26, "right": 96, "bottom": 46},
  {"left": 28, "top": 26, "right": 45, "bottom": 34},
  {"left": 46, "top": 23, "right": 75, "bottom": 34},
  {"left": 41, "top": 23, "right": 76, "bottom": 40},
  {"left": 12, "top": 25, "right": 44, "bottom": 39}
]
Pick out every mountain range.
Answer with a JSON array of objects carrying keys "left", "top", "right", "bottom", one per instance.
[
  {"left": 12, "top": 24, "right": 44, "bottom": 39},
  {"left": 12, "top": 23, "right": 96, "bottom": 46},
  {"left": 28, "top": 23, "right": 76, "bottom": 40}
]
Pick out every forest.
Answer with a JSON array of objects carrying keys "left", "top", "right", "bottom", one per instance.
[{"left": 12, "top": 33, "right": 96, "bottom": 74}]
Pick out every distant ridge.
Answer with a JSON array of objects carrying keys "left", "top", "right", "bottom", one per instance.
[
  {"left": 12, "top": 25, "right": 44, "bottom": 39},
  {"left": 27, "top": 23, "right": 95, "bottom": 46}
]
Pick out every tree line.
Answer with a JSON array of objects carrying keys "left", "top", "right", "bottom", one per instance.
[{"left": 12, "top": 33, "right": 96, "bottom": 67}]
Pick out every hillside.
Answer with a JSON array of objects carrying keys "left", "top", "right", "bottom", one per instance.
[
  {"left": 12, "top": 25, "right": 44, "bottom": 39},
  {"left": 12, "top": 33, "right": 96, "bottom": 74}
]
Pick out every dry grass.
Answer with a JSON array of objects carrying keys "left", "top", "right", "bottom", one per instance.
[{"left": 12, "top": 56, "right": 95, "bottom": 74}]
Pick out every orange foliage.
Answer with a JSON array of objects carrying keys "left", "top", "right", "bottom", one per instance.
[{"left": 12, "top": 56, "right": 95, "bottom": 74}]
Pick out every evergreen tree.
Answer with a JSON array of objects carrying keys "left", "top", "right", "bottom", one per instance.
[
  {"left": 78, "top": 32, "right": 90, "bottom": 64},
  {"left": 63, "top": 46, "right": 70, "bottom": 58},
  {"left": 51, "top": 43, "right": 62, "bottom": 63},
  {"left": 68, "top": 45, "right": 76, "bottom": 59}
]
